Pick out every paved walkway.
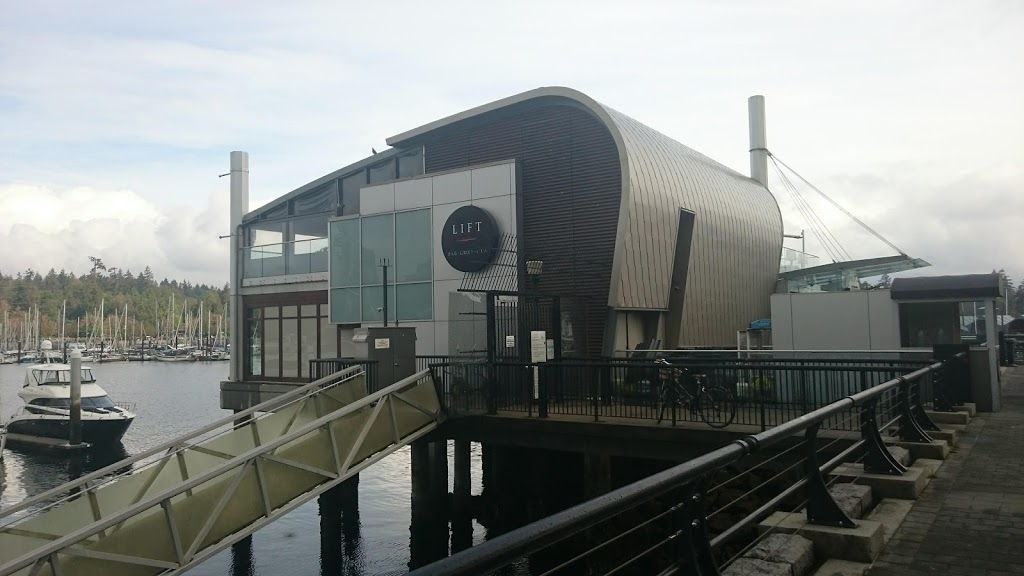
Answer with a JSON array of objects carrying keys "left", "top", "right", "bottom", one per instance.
[{"left": 869, "top": 366, "right": 1024, "bottom": 575}]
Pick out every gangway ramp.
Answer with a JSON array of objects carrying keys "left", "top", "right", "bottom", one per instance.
[{"left": 0, "top": 366, "right": 444, "bottom": 576}]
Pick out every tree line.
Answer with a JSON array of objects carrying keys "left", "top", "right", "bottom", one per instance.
[{"left": 0, "top": 257, "right": 227, "bottom": 339}]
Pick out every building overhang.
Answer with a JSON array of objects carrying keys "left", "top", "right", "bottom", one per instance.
[{"left": 890, "top": 273, "right": 1003, "bottom": 302}]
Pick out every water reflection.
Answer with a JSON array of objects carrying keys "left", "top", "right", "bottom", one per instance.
[
  {"left": 5, "top": 442, "right": 131, "bottom": 506},
  {"left": 319, "top": 479, "right": 364, "bottom": 575},
  {"left": 230, "top": 537, "right": 255, "bottom": 576}
]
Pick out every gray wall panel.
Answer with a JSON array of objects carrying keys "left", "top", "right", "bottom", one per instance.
[{"left": 604, "top": 107, "right": 783, "bottom": 346}]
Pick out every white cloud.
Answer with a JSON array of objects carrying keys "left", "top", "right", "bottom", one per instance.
[{"left": 0, "top": 183, "right": 229, "bottom": 286}]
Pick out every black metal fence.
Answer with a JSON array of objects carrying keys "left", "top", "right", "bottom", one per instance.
[
  {"left": 408, "top": 353, "right": 965, "bottom": 576},
  {"left": 310, "top": 356, "right": 454, "bottom": 393},
  {"left": 431, "top": 357, "right": 943, "bottom": 431}
]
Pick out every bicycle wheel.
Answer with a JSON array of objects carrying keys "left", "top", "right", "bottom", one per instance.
[{"left": 698, "top": 387, "right": 736, "bottom": 428}]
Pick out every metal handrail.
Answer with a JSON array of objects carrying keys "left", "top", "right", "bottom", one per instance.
[
  {"left": 407, "top": 359, "right": 947, "bottom": 576},
  {"left": 614, "top": 348, "right": 934, "bottom": 354},
  {"left": 243, "top": 237, "right": 328, "bottom": 250},
  {"left": 0, "top": 364, "right": 365, "bottom": 520},
  {"left": 489, "top": 360, "right": 927, "bottom": 371},
  {"left": 0, "top": 368, "right": 440, "bottom": 576}
]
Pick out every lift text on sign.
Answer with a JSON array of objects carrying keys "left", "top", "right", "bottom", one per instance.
[{"left": 441, "top": 205, "right": 499, "bottom": 272}]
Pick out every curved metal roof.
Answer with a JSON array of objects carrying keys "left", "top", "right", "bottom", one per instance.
[{"left": 390, "top": 87, "right": 783, "bottom": 345}]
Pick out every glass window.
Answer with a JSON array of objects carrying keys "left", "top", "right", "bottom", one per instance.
[
  {"left": 395, "top": 209, "right": 432, "bottom": 282},
  {"left": 291, "top": 181, "right": 337, "bottom": 215},
  {"left": 361, "top": 285, "right": 397, "bottom": 323},
  {"left": 341, "top": 173, "right": 364, "bottom": 216},
  {"left": 368, "top": 159, "right": 395, "bottom": 184},
  {"left": 300, "top": 317, "right": 318, "bottom": 379},
  {"left": 265, "top": 307, "right": 279, "bottom": 318},
  {"left": 397, "top": 283, "right": 432, "bottom": 321},
  {"left": 360, "top": 214, "right": 394, "bottom": 285},
  {"left": 264, "top": 320, "right": 280, "bottom": 377},
  {"left": 249, "top": 221, "right": 284, "bottom": 247},
  {"left": 82, "top": 396, "right": 115, "bottom": 409},
  {"left": 397, "top": 149, "right": 424, "bottom": 179},
  {"left": 330, "top": 219, "right": 360, "bottom": 287},
  {"left": 331, "top": 288, "right": 361, "bottom": 324},
  {"left": 282, "top": 306, "right": 298, "bottom": 318},
  {"left": 320, "top": 316, "right": 338, "bottom": 358},
  {"left": 282, "top": 318, "right": 298, "bottom": 377},
  {"left": 248, "top": 310, "right": 262, "bottom": 377},
  {"left": 300, "top": 304, "right": 318, "bottom": 317}
]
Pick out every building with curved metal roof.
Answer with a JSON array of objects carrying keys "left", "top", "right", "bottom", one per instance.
[{"left": 232, "top": 87, "right": 782, "bottom": 382}]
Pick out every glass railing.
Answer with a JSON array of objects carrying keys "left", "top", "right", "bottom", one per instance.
[
  {"left": 780, "top": 247, "right": 821, "bottom": 273},
  {"left": 243, "top": 238, "right": 329, "bottom": 279}
]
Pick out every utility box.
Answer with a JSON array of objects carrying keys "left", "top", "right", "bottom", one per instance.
[{"left": 352, "top": 327, "right": 417, "bottom": 389}]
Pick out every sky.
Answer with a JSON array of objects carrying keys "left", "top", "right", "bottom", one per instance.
[{"left": 1, "top": 0, "right": 1021, "bottom": 287}]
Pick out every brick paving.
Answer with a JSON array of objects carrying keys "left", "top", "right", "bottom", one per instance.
[{"left": 869, "top": 366, "right": 1024, "bottom": 576}]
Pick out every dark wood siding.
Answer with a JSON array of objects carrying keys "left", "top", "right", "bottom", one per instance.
[{"left": 424, "top": 104, "right": 621, "bottom": 356}]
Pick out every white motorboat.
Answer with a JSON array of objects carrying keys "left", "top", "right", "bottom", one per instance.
[{"left": 7, "top": 362, "right": 135, "bottom": 445}]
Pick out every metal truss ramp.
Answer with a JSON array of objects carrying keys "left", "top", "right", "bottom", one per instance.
[{"left": 0, "top": 366, "right": 443, "bottom": 576}]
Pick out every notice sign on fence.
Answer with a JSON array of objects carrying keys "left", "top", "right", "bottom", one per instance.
[
  {"left": 505, "top": 335, "right": 515, "bottom": 348},
  {"left": 530, "top": 331, "right": 547, "bottom": 363}
]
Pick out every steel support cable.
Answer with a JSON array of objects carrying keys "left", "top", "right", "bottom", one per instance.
[
  {"left": 770, "top": 153, "right": 908, "bottom": 256},
  {"left": 770, "top": 160, "right": 840, "bottom": 262},
  {"left": 0, "top": 368, "right": 369, "bottom": 528},
  {"left": 770, "top": 160, "right": 845, "bottom": 263},
  {"left": 708, "top": 439, "right": 808, "bottom": 495},
  {"left": 708, "top": 409, "right": 863, "bottom": 522},
  {"left": 720, "top": 451, "right": 870, "bottom": 570},
  {"left": 772, "top": 158, "right": 851, "bottom": 261},
  {"left": 770, "top": 157, "right": 843, "bottom": 261},
  {"left": 603, "top": 532, "right": 679, "bottom": 576},
  {"left": 535, "top": 503, "right": 684, "bottom": 576},
  {"left": 707, "top": 457, "right": 806, "bottom": 521},
  {"left": 776, "top": 164, "right": 852, "bottom": 261}
]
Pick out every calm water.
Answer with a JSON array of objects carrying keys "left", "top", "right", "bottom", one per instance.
[{"left": 0, "top": 362, "right": 487, "bottom": 575}]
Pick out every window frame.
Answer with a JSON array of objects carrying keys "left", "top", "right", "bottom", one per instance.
[{"left": 328, "top": 207, "right": 434, "bottom": 324}]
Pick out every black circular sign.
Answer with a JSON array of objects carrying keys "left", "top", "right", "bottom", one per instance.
[{"left": 441, "top": 205, "right": 499, "bottom": 272}]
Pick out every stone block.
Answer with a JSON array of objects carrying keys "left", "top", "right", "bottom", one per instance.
[
  {"left": 911, "top": 458, "right": 942, "bottom": 476},
  {"left": 744, "top": 533, "right": 815, "bottom": 576},
  {"left": 888, "top": 438, "right": 949, "bottom": 461},
  {"left": 887, "top": 446, "right": 911, "bottom": 466},
  {"left": 828, "top": 483, "right": 873, "bottom": 519},
  {"left": 923, "top": 409, "right": 970, "bottom": 425},
  {"left": 758, "top": 512, "right": 884, "bottom": 562},
  {"left": 863, "top": 498, "right": 913, "bottom": 544},
  {"left": 830, "top": 463, "right": 929, "bottom": 500},
  {"left": 812, "top": 559, "right": 870, "bottom": 576},
  {"left": 927, "top": 428, "right": 958, "bottom": 445},
  {"left": 724, "top": 558, "right": 791, "bottom": 576}
]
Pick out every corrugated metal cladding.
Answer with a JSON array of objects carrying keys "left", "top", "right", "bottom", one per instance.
[
  {"left": 604, "top": 107, "right": 783, "bottom": 346},
  {"left": 390, "top": 87, "right": 782, "bottom": 348},
  {"left": 424, "top": 104, "right": 621, "bottom": 357}
]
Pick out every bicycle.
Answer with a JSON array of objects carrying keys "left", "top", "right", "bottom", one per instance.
[{"left": 653, "top": 359, "right": 737, "bottom": 428}]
